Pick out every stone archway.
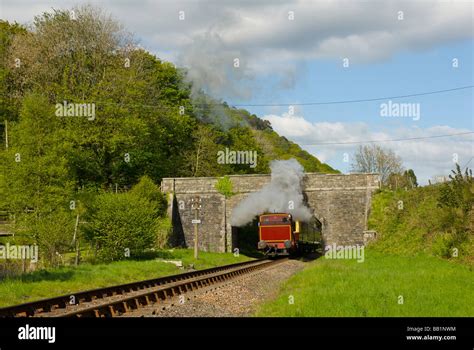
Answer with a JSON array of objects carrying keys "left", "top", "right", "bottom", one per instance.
[{"left": 161, "top": 173, "right": 380, "bottom": 252}]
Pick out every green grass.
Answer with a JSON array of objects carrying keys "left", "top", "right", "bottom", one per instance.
[
  {"left": 256, "top": 251, "right": 474, "bottom": 317},
  {"left": 368, "top": 187, "right": 474, "bottom": 266},
  {"left": 0, "top": 249, "right": 252, "bottom": 308}
]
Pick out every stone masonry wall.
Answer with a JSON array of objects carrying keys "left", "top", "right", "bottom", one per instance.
[{"left": 161, "top": 173, "right": 379, "bottom": 252}]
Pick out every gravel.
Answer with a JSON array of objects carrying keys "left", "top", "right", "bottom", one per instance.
[{"left": 125, "top": 258, "right": 305, "bottom": 317}]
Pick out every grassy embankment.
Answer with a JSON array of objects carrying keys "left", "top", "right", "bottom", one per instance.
[
  {"left": 0, "top": 249, "right": 252, "bottom": 308},
  {"left": 257, "top": 251, "right": 473, "bottom": 317},
  {"left": 257, "top": 185, "right": 474, "bottom": 317}
]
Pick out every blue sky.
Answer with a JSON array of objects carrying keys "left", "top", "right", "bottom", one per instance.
[
  {"left": 245, "top": 41, "right": 473, "bottom": 129},
  {"left": 2, "top": 0, "right": 473, "bottom": 183},
  {"left": 244, "top": 41, "right": 473, "bottom": 179}
]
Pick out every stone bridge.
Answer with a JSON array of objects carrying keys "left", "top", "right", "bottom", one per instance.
[{"left": 161, "top": 173, "right": 380, "bottom": 253}]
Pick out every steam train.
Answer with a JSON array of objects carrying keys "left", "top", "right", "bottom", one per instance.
[{"left": 257, "top": 213, "right": 321, "bottom": 256}]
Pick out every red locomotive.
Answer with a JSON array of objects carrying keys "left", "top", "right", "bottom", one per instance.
[{"left": 257, "top": 213, "right": 320, "bottom": 256}]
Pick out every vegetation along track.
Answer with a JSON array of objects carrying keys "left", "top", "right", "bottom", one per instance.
[{"left": 0, "top": 258, "right": 287, "bottom": 317}]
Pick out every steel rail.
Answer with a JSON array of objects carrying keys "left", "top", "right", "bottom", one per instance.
[{"left": 0, "top": 257, "right": 285, "bottom": 317}]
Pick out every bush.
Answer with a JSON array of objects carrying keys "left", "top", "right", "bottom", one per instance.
[
  {"left": 369, "top": 172, "right": 474, "bottom": 266},
  {"left": 155, "top": 216, "right": 172, "bottom": 249},
  {"left": 129, "top": 175, "right": 167, "bottom": 215},
  {"left": 215, "top": 176, "right": 234, "bottom": 198},
  {"left": 12, "top": 208, "right": 76, "bottom": 268},
  {"left": 86, "top": 192, "right": 159, "bottom": 262}
]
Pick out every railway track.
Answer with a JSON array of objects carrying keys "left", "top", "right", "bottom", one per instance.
[{"left": 0, "top": 258, "right": 287, "bottom": 318}]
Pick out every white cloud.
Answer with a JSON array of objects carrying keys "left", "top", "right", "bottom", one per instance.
[
  {"left": 2, "top": 0, "right": 472, "bottom": 98},
  {"left": 263, "top": 112, "right": 473, "bottom": 184}
]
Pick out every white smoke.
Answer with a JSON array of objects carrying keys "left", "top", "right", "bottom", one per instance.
[
  {"left": 231, "top": 159, "right": 312, "bottom": 226},
  {"left": 178, "top": 31, "right": 254, "bottom": 100}
]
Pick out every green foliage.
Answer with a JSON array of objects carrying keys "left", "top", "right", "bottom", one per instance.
[
  {"left": 387, "top": 169, "right": 418, "bottom": 190},
  {"left": 85, "top": 192, "right": 159, "bottom": 262},
  {"left": 154, "top": 217, "right": 173, "bottom": 249},
  {"left": 183, "top": 124, "right": 227, "bottom": 176},
  {"left": 254, "top": 129, "right": 338, "bottom": 173},
  {"left": 406, "top": 169, "right": 418, "bottom": 187},
  {"left": 0, "top": 249, "right": 252, "bottom": 307},
  {"left": 129, "top": 175, "right": 167, "bottom": 215},
  {"left": 31, "top": 209, "right": 76, "bottom": 266},
  {"left": 257, "top": 251, "right": 474, "bottom": 317},
  {"left": 1, "top": 93, "right": 76, "bottom": 267},
  {"left": 438, "top": 163, "right": 473, "bottom": 213},
  {"left": 2, "top": 92, "right": 75, "bottom": 215},
  {"left": 368, "top": 167, "right": 474, "bottom": 265},
  {"left": 0, "top": 20, "right": 27, "bottom": 123},
  {"left": 0, "top": 5, "right": 337, "bottom": 268},
  {"left": 215, "top": 176, "right": 235, "bottom": 198},
  {"left": 431, "top": 233, "right": 459, "bottom": 259},
  {"left": 3, "top": 209, "right": 77, "bottom": 268}
]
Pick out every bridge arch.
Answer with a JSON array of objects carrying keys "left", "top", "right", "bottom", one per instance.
[{"left": 161, "top": 173, "right": 380, "bottom": 252}]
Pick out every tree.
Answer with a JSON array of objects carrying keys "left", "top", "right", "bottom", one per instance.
[
  {"left": 7, "top": 6, "right": 196, "bottom": 188},
  {"left": 129, "top": 175, "right": 167, "bottom": 215},
  {"left": 85, "top": 192, "right": 159, "bottom": 262},
  {"left": 0, "top": 5, "right": 339, "bottom": 265},
  {"left": 387, "top": 169, "right": 418, "bottom": 190},
  {"left": 351, "top": 145, "right": 403, "bottom": 186},
  {"left": 1, "top": 92, "right": 76, "bottom": 266},
  {"left": 0, "top": 20, "right": 27, "bottom": 124},
  {"left": 436, "top": 164, "right": 474, "bottom": 249},
  {"left": 183, "top": 124, "right": 227, "bottom": 177},
  {"left": 438, "top": 163, "right": 473, "bottom": 214},
  {"left": 405, "top": 169, "right": 418, "bottom": 188}
]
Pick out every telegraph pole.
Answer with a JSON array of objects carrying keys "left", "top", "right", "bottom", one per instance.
[{"left": 191, "top": 196, "right": 201, "bottom": 259}]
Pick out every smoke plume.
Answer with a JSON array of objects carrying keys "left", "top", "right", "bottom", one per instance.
[
  {"left": 178, "top": 32, "right": 254, "bottom": 100},
  {"left": 231, "top": 159, "right": 312, "bottom": 226}
]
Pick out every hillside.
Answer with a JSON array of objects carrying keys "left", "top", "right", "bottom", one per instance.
[
  {"left": 0, "top": 12, "right": 337, "bottom": 184},
  {"left": 206, "top": 105, "right": 338, "bottom": 174},
  {"left": 0, "top": 7, "right": 336, "bottom": 267},
  {"left": 368, "top": 167, "right": 474, "bottom": 266}
]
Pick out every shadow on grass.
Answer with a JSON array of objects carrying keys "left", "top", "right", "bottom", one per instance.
[
  {"left": 1, "top": 269, "right": 77, "bottom": 283},
  {"left": 1, "top": 252, "right": 170, "bottom": 284},
  {"left": 128, "top": 250, "right": 175, "bottom": 261}
]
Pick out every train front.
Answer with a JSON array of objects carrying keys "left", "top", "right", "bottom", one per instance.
[{"left": 257, "top": 213, "right": 296, "bottom": 256}]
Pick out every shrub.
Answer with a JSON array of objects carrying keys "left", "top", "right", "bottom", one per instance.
[
  {"left": 215, "top": 176, "right": 234, "bottom": 198},
  {"left": 12, "top": 208, "right": 76, "bottom": 268},
  {"left": 129, "top": 175, "right": 167, "bottom": 215},
  {"left": 432, "top": 233, "right": 454, "bottom": 258},
  {"left": 369, "top": 167, "right": 474, "bottom": 266},
  {"left": 86, "top": 192, "right": 158, "bottom": 262},
  {"left": 155, "top": 216, "right": 172, "bottom": 249}
]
